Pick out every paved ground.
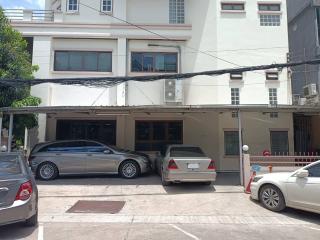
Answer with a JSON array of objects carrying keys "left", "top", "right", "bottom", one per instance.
[{"left": 0, "top": 174, "right": 319, "bottom": 240}]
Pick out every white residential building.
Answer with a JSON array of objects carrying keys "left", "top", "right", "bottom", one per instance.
[{"left": 5, "top": 0, "right": 293, "bottom": 172}]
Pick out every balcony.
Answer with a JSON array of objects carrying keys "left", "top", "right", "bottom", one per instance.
[{"left": 4, "top": 9, "right": 62, "bottom": 22}]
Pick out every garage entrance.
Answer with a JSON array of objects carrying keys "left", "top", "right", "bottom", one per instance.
[{"left": 56, "top": 120, "right": 116, "bottom": 145}]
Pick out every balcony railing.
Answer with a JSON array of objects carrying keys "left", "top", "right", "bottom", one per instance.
[{"left": 4, "top": 9, "right": 55, "bottom": 22}]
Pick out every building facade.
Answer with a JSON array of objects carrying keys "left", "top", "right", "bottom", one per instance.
[{"left": 4, "top": 0, "right": 293, "bottom": 171}]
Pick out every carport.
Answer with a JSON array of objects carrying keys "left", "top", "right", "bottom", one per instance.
[{"left": 1, "top": 104, "right": 319, "bottom": 185}]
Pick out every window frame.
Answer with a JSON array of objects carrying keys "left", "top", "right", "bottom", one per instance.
[
  {"left": 270, "top": 131, "right": 289, "bottom": 155},
  {"left": 131, "top": 52, "right": 178, "bottom": 73},
  {"left": 169, "top": 0, "right": 185, "bottom": 24},
  {"left": 135, "top": 120, "right": 183, "bottom": 151},
  {"left": 221, "top": 2, "right": 245, "bottom": 11},
  {"left": 54, "top": 50, "right": 112, "bottom": 72},
  {"left": 101, "top": 0, "right": 113, "bottom": 13},
  {"left": 269, "top": 88, "right": 278, "bottom": 106},
  {"left": 230, "top": 72, "right": 243, "bottom": 80},
  {"left": 231, "top": 88, "right": 240, "bottom": 105},
  {"left": 224, "top": 131, "right": 240, "bottom": 156},
  {"left": 258, "top": 3, "right": 281, "bottom": 12},
  {"left": 67, "top": 0, "right": 79, "bottom": 13},
  {"left": 266, "top": 71, "right": 279, "bottom": 81}
]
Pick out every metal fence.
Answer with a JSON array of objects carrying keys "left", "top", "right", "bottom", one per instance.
[
  {"left": 4, "top": 9, "right": 24, "bottom": 21},
  {"left": 251, "top": 155, "right": 320, "bottom": 167}
]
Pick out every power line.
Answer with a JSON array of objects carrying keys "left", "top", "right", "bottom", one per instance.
[
  {"left": 78, "top": 2, "right": 244, "bottom": 68},
  {"left": 1, "top": 59, "right": 320, "bottom": 88}
]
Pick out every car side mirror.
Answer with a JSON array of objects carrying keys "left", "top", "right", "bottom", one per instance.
[
  {"left": 296, "top": 170, "right": 309, "bottom": 178},
  {"left": 104, "top": 149, "right": 111, "bottom": 154}
]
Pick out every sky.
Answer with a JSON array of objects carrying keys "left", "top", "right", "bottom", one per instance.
[{"left": 0, "top": 0, "right": 45, "bottom": 9}]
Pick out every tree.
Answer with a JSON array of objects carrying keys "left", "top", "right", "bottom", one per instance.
[{"left": 0, "top": 7, "right": 40, "bottom": 147}]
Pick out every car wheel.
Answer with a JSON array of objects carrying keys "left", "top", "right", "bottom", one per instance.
[
  {"left": 119, "top": 160, "right": 140, "bottom": 179},
  {"left": 259, "top": 184, "right": 286, "bottom": 212},
  {"left": 25, "top": 212, "right": 38, "bottom": 227},
  {"left": 37, "top": 162, "right": 59, "bottom": 180}
]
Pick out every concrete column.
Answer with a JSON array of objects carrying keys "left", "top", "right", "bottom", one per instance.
[
  {"left": 8, "top": 114, "right": 13, "bottom": 153},
  {"left": 117, "top": 38, "right": 127, "bottom": 106},
  {"left": 243, "top": 153, "right": 251, "bottom": 190},
  {"left": 238, "top": 110, "right": 244, "bottom": 186}
]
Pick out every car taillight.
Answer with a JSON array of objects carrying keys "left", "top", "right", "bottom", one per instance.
[
  {"left": 208, "top": 160, "right": 216, "bottom": 170},
  {"left": 168, "top": 159, "right": 178, "bottom": 170},
  {"left": 15, "top": 181, "right": 33, "bottom": 201}
]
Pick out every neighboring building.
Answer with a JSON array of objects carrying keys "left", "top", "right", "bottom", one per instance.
[
  {"left": 287, "top": 0, "right": 320, "bottom": 154},
  {"left": 3, "top": 0, "right": 293, "bottom": 172},
  {"left": 287, "top": 0, "right": 320, "bottom": 101}
]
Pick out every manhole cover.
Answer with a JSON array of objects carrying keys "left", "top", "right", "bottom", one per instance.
[{"left": 67, "top": 201, "right": 125, "bottom": 214}]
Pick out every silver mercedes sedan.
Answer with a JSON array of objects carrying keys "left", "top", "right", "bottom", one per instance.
[
  {"left": 28, "top": 140, "right": 151, "bottom": 180},
  {"left": 0, "top": 153, "right": 38, "bottom": 227}
]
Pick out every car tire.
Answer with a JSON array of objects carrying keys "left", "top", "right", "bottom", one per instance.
[
  {"left": 119, "top": 160, "right": 140, "bottom": 179},
  {"left": 25, "top": 212, "right": 38, "bottom": 227},
  {"left": 259, "top": 184, "right": 286, "bottom": 212},
  {"left": 37, "top": 162, "right": 59, "bottom": 181},
  {"left": 161, "top": 169, "right": 171, "bottom": 186}
]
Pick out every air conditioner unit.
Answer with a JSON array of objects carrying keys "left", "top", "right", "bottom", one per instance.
[
  {"left": 164, "top": 79, "right": 183, "bottom": 103},
  {"left": 303, "top": 84, "right": 318, "bottom": 98}
]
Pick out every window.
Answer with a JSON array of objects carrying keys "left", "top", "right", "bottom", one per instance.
[
  {"left": 67, "top": 0, "right": 78, "bottom": 12},
  {"left": 270, "top": 131, "right": 288, "bottom": 155},
  {"left": 307, "top": 163, "right": 320, "bottom": 177},
  {"left": 54, "top": 51, "right": 112, "bottom": 72},
  {"left": 131, "top": 52, "right": 178, "bottom": 73},
  {"left": 169, "top": 0, "right": 185, "bottom": 24},
  {"left": 316, "top": 8, "right": 320, "bottom": 45},
  {"left": 232, "top": 111, "right": 239, "bottom": 118},
  {"left": 135, "top": 121, "right": 183, "bottom": 151},
  {"left": 221, "top": 3, "right": 245, "bottom": 11},
  {"left": 258, "top": 4, "right": 281, "bottom": 12},
  {"left": 260, "top": 14, "right": 281, "bottom": 26},
  {"left": 231, "top": 88, "right": 240, "bottom": 105},
  {"left": 230, "top": 72, "right": 243, "bottom": 80},
  {"left": 0, "top": 155, "right": 21, "bottom": 176},
  {"left": 270, "top": 112, "right": 279, "bottom": 118},
  {"left": 101, "top": 0, "right": 112, "bottom": 12},
  {"left": 170, "top": 147, "right": 205, "bottom": 157},
  {"left": 266, "top": 71, "right": 279, "bottom": 80},
  {"left": 56, "top": 120, "right": 117, "bottom": 145},
  {"left": 269, "top": 88, "right": 278, "bottom": 106},
  {"left": 224, "top": 131, "right": 239, "bottom": 156}
]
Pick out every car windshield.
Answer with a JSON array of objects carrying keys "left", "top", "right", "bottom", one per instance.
[
  {"left": 170, "top": 147, "right": 206, "bottom": 157},
  {"left": 0, "top": 155, "right": 22, "bottom": 176}
]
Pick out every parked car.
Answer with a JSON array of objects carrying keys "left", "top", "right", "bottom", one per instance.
[
  {"left": 250, "top": 160, "right": 320, "bottom": 214},
  {"left": 29, "top": 140, "right": 151, "bottom": 180},
  {"left": 156, "top": 145, "right": 217, "bottom": 186},
  {"left": 0, "top": 153, "right": 38, "bottom": 227}
]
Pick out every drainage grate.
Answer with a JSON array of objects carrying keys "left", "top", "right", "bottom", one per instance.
[{"left": 67, "top": 200, "right": 125, "bottom": 214}]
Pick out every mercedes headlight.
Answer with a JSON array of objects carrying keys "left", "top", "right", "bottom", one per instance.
[{"left": 252, "top": 176, "right": 263, "bottom": 182}]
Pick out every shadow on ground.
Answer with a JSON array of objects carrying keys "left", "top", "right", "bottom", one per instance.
[
  {"left": 250, "top": 197, "right": 320, "bottom": 225},
  {"left": 0, "top": 222, "right": 37, "bottom": 240}
]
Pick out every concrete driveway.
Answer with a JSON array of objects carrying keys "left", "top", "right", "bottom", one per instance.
[{"left": 0, "top": 173, "right": 319, "bottom": 240}]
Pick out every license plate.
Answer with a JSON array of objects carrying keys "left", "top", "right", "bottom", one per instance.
[{"left": 188, "top": 163, "right": 199, "bottom": 169}]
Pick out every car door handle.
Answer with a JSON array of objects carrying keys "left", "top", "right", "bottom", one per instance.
[
  {"left": 0, "top": 187, "right": 9, "bottom": 192},
  {"left": 87, "top": 154, "right": 92, "bottom": 156},
  {"left": 55, "top": 153, "right": 61, "bottom": 156}
]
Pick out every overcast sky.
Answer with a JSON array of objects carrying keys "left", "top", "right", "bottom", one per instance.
[{"left": 0, "top": 0, "right": 45, "bottom": 9}]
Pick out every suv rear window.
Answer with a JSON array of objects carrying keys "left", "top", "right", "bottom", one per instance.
[
  {"left": 170, "top": 147, "right": 206, "bottom": 157},
  {"left": 0, "top": 155, "right": 22, "bottom": 176}
]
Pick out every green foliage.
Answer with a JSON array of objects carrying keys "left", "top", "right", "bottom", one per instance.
[{"left": 0, "top": 7, "right": 40, "bottom": 146}]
